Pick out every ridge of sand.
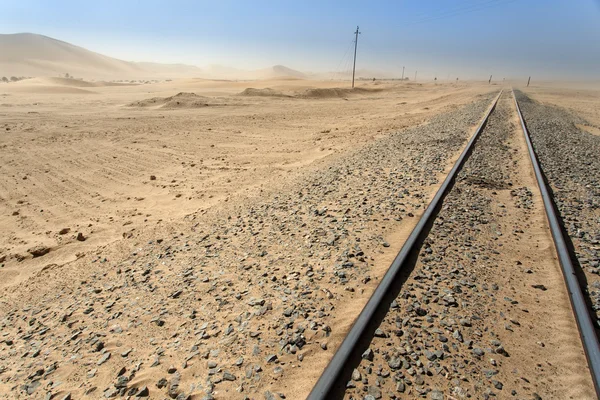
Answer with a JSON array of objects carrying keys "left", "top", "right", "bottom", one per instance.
[
  {"left": 238, "top": 87, "right": 384, "bottom": 99},
  {"left": 297, "top": 87, "right": 382, "bottom": 98},
  {"left": 127, "top": 92, "right": 221, "bottom": 108},
  {"left": 238, "top": 88, "right": 291, "bottom": 97}
]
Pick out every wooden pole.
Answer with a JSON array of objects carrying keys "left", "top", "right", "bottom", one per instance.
[{"left": 352, "top": 26, "right": 360, "bottom": 88}]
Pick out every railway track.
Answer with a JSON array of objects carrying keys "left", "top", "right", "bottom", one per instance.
[
  {"left": 307, "top": 89, "right": 600, "bottom": 399},
  {"left": 513, "top": 90, "right": 600, "bottom": 397}
]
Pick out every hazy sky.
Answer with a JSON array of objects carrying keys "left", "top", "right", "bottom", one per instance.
[{"left": 1, "top": 0, "right": 599, "bottom": 80}]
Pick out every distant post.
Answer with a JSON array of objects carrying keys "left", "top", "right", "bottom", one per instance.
[
  {"left": 352, "top": 26, "right": 361, "bottom": 89},
  {"left": 527, "top": 76, "right": 531, "bottom": 87},
  {"left": 401, "top": 66, "right": 405, "bottom": 81},
  {"left": 489, "top": 75, "right": 492, "bottom": 84},
  {"left": 414, "top": 71, "right": 417, "bottom": 82}
]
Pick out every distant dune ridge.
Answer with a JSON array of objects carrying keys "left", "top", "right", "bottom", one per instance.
[
  {"left": 0, "top": 33, "right": 145, "bottom": 79},
  {"left": 0, "top": 33, "right": 309, "bottom": 80}
]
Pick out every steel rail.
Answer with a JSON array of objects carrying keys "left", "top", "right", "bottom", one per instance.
[
  {"left": 513, "top": 89, "right": 600, "bottom": 396},
  {"left": 307, "top": 89, "right": 503, "bottom": 400}
]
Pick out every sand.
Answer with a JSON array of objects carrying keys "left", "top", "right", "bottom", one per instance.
[
  {"left": 517, "top": 83, "right": 600, "bottom": 127},
  {"left": 0, "top": 78, "right": 489, "bottom": 290},
  {"left": 1, "top": 77, "right": 596, "bottom": 399}
]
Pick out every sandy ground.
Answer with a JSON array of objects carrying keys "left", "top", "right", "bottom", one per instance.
[
  {"left": 0, "top": 78, "right": 499, "bottom": 399},
  {"left": 0, "top": 78, "right": 490, "bottom": 289},
  {"left": 517, "top": 84, "right": 600, "bottom": 133},
  {"left": 0, "top": 78, "right": 594, "bottom": 399}
]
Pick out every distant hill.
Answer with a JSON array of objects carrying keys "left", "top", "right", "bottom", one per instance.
[
  {"left": 0, "top": 33, "right": 147, "bottom": 79},
  {"left": 0, "top": 33, "right": 306, "bottom": 81},
  {"left": 259, "top": 65, "right": 307, "bottom": 79},
  {"left": 204, "top": 64, "right": 306, "bottom": 80}
]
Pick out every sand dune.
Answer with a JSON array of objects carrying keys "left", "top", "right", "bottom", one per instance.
[
  {"left": 256, "top": 65, "right": 307, "bottom": 79},
  {"left": 0, "top": 33, "right": 308, "bottom": 81},
  {"left": 128, "top": 92, "right": 210, "bottom": 108},
  {"left": 203, "top": 64, "right": 306, "bottom": 80},
  {"left": 127, "top": 92, "right": 233, "bottom": 109},
  {"left": 0, "top": 33, "right": 144, "bottom": 79}
]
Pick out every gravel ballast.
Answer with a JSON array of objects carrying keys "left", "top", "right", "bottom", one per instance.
[
  {"left": 515, "top": 90, "right": 600, "bottom": 327},
  {"left": 343, "top": 93, "right": 595, "bottom": 400}
]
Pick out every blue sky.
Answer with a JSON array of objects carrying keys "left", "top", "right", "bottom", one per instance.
[{"left": 1, "top": 0, "right": 599, "bottom": 80}]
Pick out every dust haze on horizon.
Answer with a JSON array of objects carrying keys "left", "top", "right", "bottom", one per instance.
[{"left": 1, "top": 0, "right": 600, "bottom": 82}]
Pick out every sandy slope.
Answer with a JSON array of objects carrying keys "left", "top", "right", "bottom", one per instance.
[
  {"left": 0, "top": 33, "right": 144, "bottom": 79},
  {"left": 0, "top": 33, "right": 307, "bottom": 81}
]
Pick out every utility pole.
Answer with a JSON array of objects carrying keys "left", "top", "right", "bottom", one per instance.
[
  {"left": 414, "top": 71, "right": 417, "bottom": 82},
  {"left": 352, "top": 26, "right": 361, "bottom": 89},
  {"left": 488, "top": 75, "right": 492, "bottom": 84},
  {"left": 527, "top": 76, "right": 531, "bottom": 87},
  {"left": 401, "top": 66, "right": 405, "bottom": 81}
]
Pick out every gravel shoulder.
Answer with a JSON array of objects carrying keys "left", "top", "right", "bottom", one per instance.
[
  {"left": 343, "top": 93, "right": 595, "bottom": 400},
  {"left": 515, "top": 90, "right": 600, "bottom": 333}
]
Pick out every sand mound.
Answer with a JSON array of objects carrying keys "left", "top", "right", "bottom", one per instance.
[
  {"left": 238, "top": 87, "right": 382, "bottom": 99},
  {"left": 239, "top": 88, "right": 291, "bottom": 97},
  {"left": 297, "top": 87, "right": 382, "bottom": 99},
  {"left": 128, "top": 92, "right": 213, "bottom": 109}
]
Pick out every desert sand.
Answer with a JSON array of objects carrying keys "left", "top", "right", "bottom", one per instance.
[
  {"left": 0, "top": 78, "right": 493, "bottom": 290},
  {"left": 0, "top": 76, "right": 506, "bottom": 397}
]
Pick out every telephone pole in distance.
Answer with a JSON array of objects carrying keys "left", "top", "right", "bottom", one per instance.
[{"left": 352, "top": 26, "right": 361, "bottom": 88}]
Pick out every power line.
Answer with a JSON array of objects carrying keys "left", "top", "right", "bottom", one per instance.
[{"left": 331, "top": 40, "right": 355, "bottom": 81}]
